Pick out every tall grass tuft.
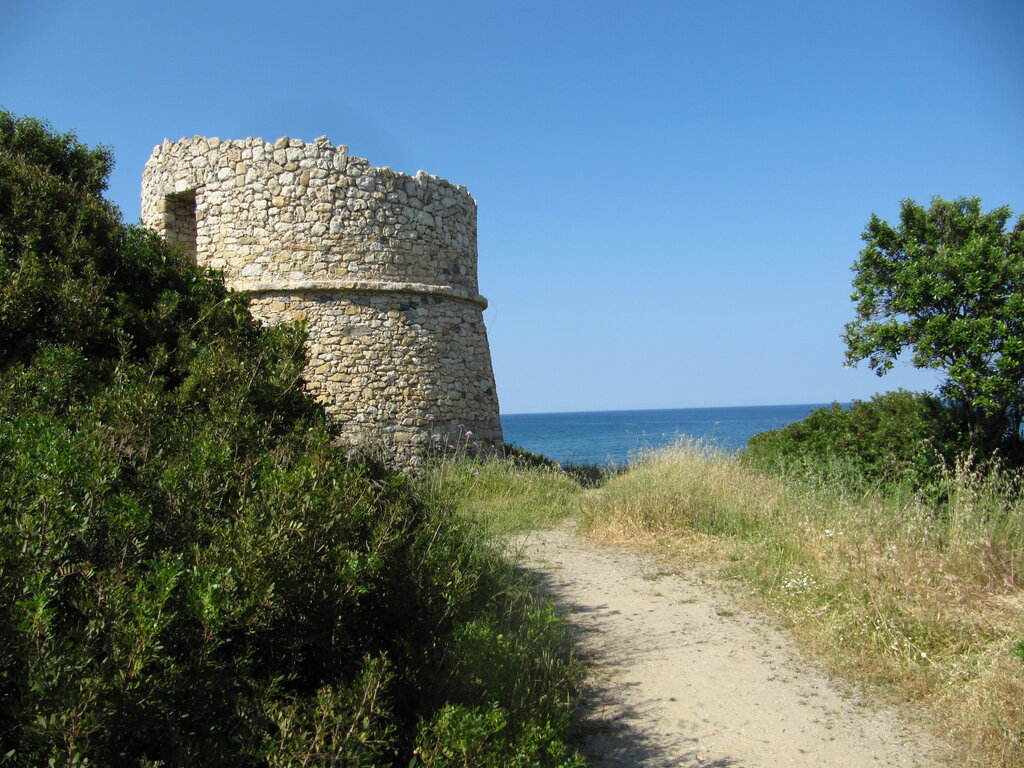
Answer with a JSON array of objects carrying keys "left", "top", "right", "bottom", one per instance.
[
  {"left": 579, "top": 440, "right": 784, "bottom": 554},
  {"left": 426, "top": 439, "right": 583, "bottom": 538},
  {"left": 578, "top": 440, "right": 1024, "bottom": 768}
]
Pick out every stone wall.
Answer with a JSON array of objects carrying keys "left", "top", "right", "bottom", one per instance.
[{"left": 141, "top": 135, "right": 502, "bottom": 463}]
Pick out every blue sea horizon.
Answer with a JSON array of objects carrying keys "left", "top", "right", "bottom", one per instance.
[{"left": 500, "top": 403, "right": 837, "bottom": 467}]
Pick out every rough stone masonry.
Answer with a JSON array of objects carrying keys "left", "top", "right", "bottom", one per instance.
[{"left": 142, "top": 135, "right": 502, "bottom": 465}]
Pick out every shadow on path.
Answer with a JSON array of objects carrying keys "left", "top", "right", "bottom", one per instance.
[{"left": 521, "top": 563, "right": 744, "bottom": 768}]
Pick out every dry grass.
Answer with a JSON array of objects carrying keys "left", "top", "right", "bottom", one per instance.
[{"left": 578, "top": 441, "right": 1024, "bottom": 768}]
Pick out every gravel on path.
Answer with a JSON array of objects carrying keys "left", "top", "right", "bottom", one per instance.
[{"left": 514, "top": 523, "right": 948, "bottom": 768}]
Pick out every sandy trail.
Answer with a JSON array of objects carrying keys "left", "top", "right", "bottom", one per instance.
[{"left": 513, "top": 523, "right": 947, "bottom": 768}]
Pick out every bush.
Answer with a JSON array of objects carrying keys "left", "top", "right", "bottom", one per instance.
[
  {"left": 0, "top": 113, "right": 581, "bottom": 767},
  {"left": 741, "top": 390, "right": 962, "bottom": 489}
]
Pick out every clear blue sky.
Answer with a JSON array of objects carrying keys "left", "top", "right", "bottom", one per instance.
[{"left": 3, "top": 0, "right": 1021, "bottom": 414}]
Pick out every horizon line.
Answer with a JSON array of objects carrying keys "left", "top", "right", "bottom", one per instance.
[{"left": 500, "top": 401, "right": 846, "bottom": 417}]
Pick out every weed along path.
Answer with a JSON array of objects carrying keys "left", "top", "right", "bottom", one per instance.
[{"left": 514, "top": 523, "right": 946, "bottom": 768}]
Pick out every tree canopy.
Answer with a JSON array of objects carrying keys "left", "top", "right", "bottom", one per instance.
[{"left": 843, "top": 196, "right": 1024, "bottom": 457}]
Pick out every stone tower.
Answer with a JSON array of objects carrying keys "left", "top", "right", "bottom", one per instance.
[{"left": 141, "top": 135, "right": 502, "bottom": 463}]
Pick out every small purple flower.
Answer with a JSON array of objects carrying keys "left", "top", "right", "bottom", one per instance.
[
  {"left": 448, "top": 444, "right": 455, "bottom": 450},
  {"left": 431, "top": 434, "right": 441, "bottom": 440},
  {"left": 457, "top": 423, "right": 465, "bottom": 429},
  {"left": 465, "top": 430, "right": 473, "bottom": 437},
  {"left": 472, "top": 471, "right": 480, "bottom": 477},
  {"left": 425, "top": 414, "right": 435, "bottom": 422}
]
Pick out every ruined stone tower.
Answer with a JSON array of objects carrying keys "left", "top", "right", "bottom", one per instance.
[{"left": 142, "top": 135, "right": 502, "bottom": 463}]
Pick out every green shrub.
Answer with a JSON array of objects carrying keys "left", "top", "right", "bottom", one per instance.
[
  {"left": 741, "top": 390, "right": 962, "bottom": 489},
  {"left": 0, "top": 113, "right": 581, "bottom": 767}
]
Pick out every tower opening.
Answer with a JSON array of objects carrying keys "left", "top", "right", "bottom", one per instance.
[{"left": 162, "top": 191, "right": 197, "bottom": 260}]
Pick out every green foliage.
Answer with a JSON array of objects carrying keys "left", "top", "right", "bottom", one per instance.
[
  {"left": 412, "top": 577, "right": 584, "bottom": 768},
  {"left": 742, "top": 390, "right": 958, "bottom": 488},
  {"left": 0, "top": 113, "right": 582, "bottom": 767},
  {"left": 1012, "top": 641, "right": 1024, "bottom": 666},
  {"left": 415, "top": 702, "right": 584, "bottom": 768},
  {"left": 844, "top": 197, "right": 1024, "bottom": 458},
  {"left": 430, "top": 452, "right": 581, "bottom": 537}
]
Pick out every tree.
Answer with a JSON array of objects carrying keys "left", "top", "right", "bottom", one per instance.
[{"left": 843, "top": 196, "right": 1024, "bottom": 457}]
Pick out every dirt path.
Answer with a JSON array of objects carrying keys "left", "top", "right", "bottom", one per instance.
[{"left": 513, "top": 523, "right": 948, "bottom": 768}]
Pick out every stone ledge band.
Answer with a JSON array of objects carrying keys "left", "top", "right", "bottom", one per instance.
[{"left": 228, "top": 279, "right": 488, "bottom": 309}]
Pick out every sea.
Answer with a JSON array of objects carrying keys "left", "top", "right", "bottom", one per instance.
[{"left": 500, "top": 403, "right": 835, "bottom": 467}]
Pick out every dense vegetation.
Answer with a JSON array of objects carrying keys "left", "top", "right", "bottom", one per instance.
[
  {"left": 844, "top": 196, "right": 1024, "bottom": 459},
  {"left": 742, "top": 390, "right": 961, "bottom": 488},
  {"left": 0, "top": 113, "right": 582, "bottom": 767}
]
